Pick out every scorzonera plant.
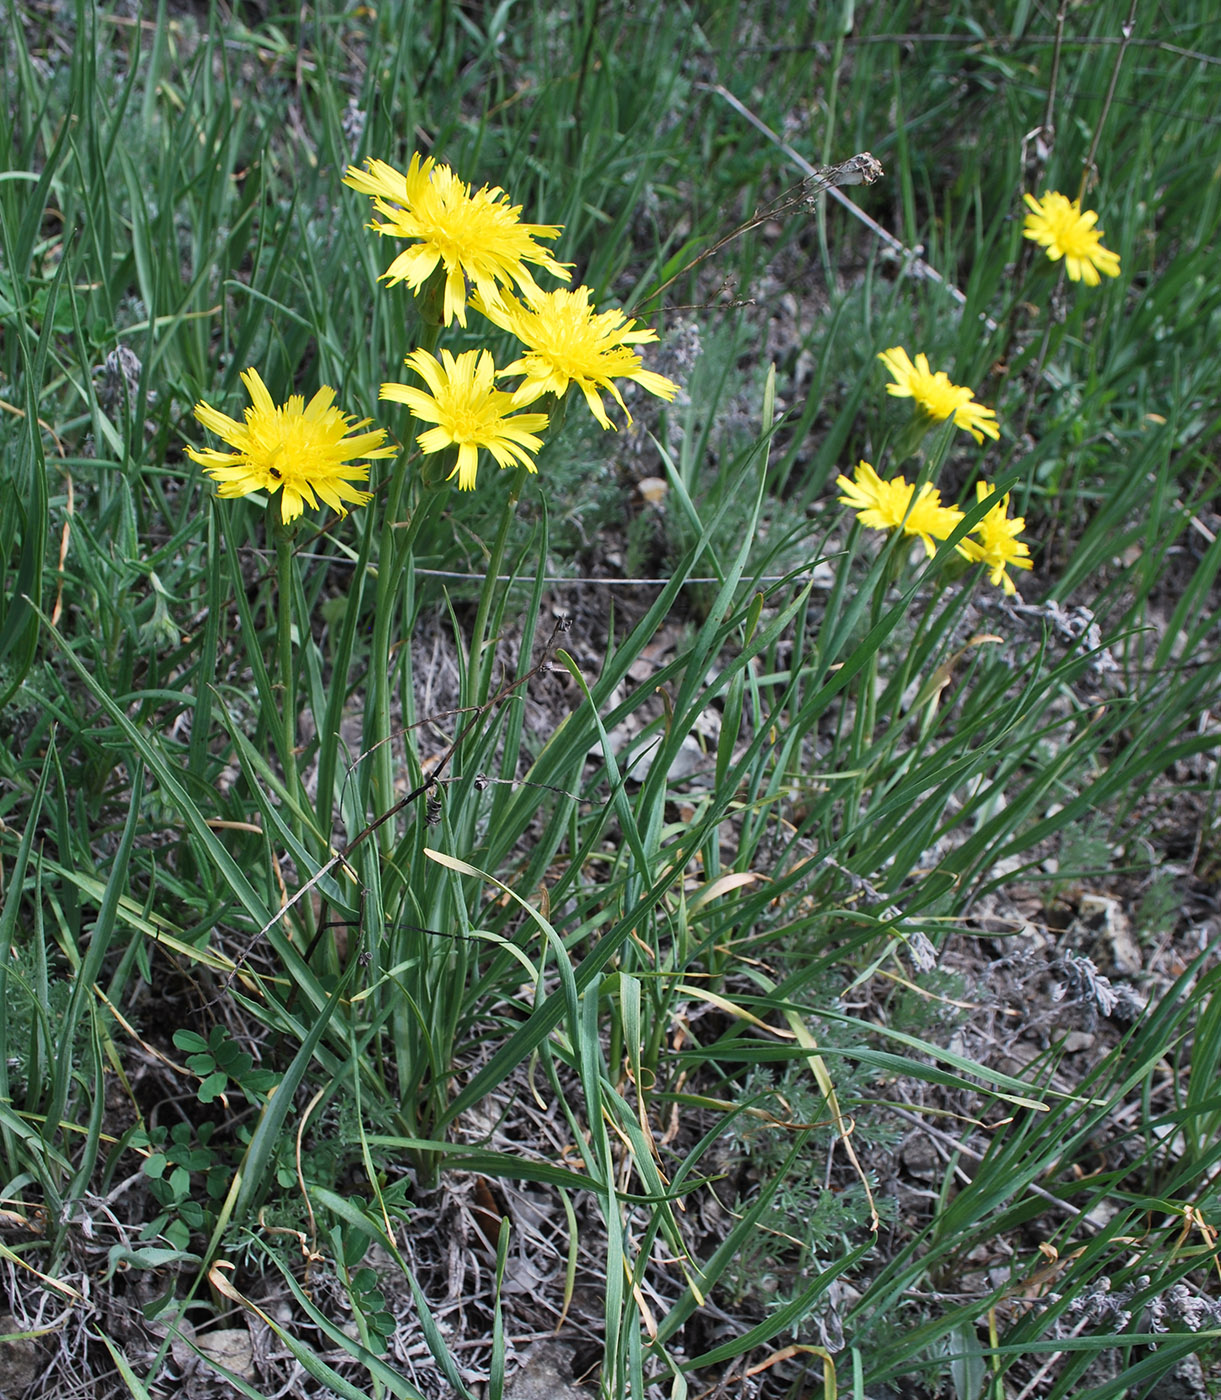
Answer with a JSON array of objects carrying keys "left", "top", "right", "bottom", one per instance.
[{"left": 182, "top": 152, "right": 679, "bottom": 1151}]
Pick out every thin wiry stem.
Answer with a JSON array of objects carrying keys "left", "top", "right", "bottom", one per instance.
[{"left": 1079, "top": 0, "right": 1140, "bottom": 201}]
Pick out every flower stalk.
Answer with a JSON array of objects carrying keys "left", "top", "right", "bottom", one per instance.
[
  {"left": 469, "top": 465, "right": 528, "bottom": 706},
  {"left": 272, "top": 513, "right": 300, "bottom": 811},
  {"left": 365, "top": 469, "right": 445, "bottom": 852}
]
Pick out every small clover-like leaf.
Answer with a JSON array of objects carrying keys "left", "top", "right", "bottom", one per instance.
[
  {"left": 198, "top": 1070, "right": 228, "bottom": 1103},
  {"left": 179, "top": 1201, "right": 206, "bottom": 1229},
  {"left": 164, "top": 1220, "right": 190, "bottom": 1251},
  {"left": 172, "top": 1030, "right": 210, "bottom": 1054}
]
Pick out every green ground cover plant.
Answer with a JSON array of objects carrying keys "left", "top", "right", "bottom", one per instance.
[{"left": 2, "top": 1, "right": 1220, "bottom": 1397}]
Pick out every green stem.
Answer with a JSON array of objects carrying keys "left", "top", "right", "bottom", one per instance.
[
  {"left": 470, "top": 465, "right": 528, "bottom": 704},
  {"left": 367, "top": 473, "right": 445, "bottom": 853},
  {"left": 368, "top": 499, "right": 401, "bottom": 854},
  {"left": 274, "top": 517, "right": 301, "bottom": 830},
  {"left": 846, "top": 544, "right": 903, "bottom": 835},
  {"left": 893, "top": 576, "right": 943, "bottom": 713},
  {"left": 273, "top": 511, "right": 318, "bottom": 952},
  {"left": 416, "top": 319, "right": 441, "bottom": 356},
  {"left": 364, "top": 266, "right": 449, "bottom": 852}
]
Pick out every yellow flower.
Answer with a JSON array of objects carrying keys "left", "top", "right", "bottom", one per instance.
[
  {"left": 185, "top": 368, "right": 393, "bottom": 523},
  {"left": 877, "top": 347, "right": 1000, "bottom": 444},
  {"left": 958, "top": 482, "right": 1033, "bottom": 595},
  {"left": 473, "top": 285, "right": 678, "bottom": 429},
  {"left": 1022, "top": 191, "right": 1121, "bottom": 286},
  {"left": 343, "top": 155, "right": 571, "bottom": 328},
  {"left": 836, "top": 460, "right": 964, "bottom": 557},
  {"left": 380, "top": 348, "right": 550, "bottom": 491}
]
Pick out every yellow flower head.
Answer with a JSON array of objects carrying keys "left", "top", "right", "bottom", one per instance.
[
  {"left": 343, "top": 155, "right": 571, "bottom": 328},
  {"left": 185, "top": 367, "right": 394, "bottom": 523},
  {"left": 836, "top": 460, "right": 964, "bottom": 557},
  {"left": 473, "top": 285, "right": 679, "bottom": 429},
  {"left": 380, "top": 348, "right": 550, "bottom": 491},
  {"left": 1022, "top": 191, "right": 1121, "bottom": 286},
  {"left": 957, "top": 481, "right": 1033, "bottom": 595},
  {"left": 878, "top": 347, "right": 1000, "bottom": 445}
]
